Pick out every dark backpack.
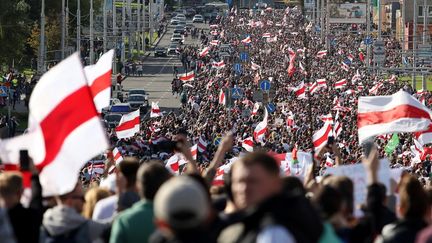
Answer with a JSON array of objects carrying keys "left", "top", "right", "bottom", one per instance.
[{"left": 41, "top": 222, "right": 91, "bottom": 243}]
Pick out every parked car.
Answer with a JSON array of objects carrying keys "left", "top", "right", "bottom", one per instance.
[
  {"left": 154, "top": 47, "right": 168, "bottom": 57},
  {"left": 103, "top": 113, "right": 123, "bottom": 128},
  {"left": 192, "top": 14, "right": 204, "bottom": 23},
  {"left": 101, "top": 98, "right": 121, "bottom": 114},
  {"left": 171, "top": 36, "right": 184, "bottom": 43},
  {"left": 127, "top": 94, "right": 149, "bottom": 111}
]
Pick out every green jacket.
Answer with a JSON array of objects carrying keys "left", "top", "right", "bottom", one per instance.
[{"left": 110, "top": 200, "right": 155, "bottom": 243}]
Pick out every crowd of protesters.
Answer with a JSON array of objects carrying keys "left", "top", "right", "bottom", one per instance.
[{"left": 3, "top": 5, "right": 432, "bottom": 243}]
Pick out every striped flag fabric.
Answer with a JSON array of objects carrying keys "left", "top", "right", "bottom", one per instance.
[
  {"left": 252, "top": 102, "right": 260, "bottom": 115},
  {"left": 219, "top": 89, "right": 226, "bottom": 105},
  {"left": 241, "top": 35, "right": 252, "bottom": 44},
  {"left": 212, "top": 60, "right": 225, "bottom": 69},
  {"left": 351, "top": 70, "right": 361, "bottom": 83},
  {"left": 287, "top": 48, "right": 296, "bottom": 77},
  {"left": 242, "top": 137, "right": 254, "bottom": 152},
  {"left": 316, "top": 78, "right": 327, "bottom": 87},
  {"left": 113, "top": 147, "right": 123, "bottom": 165},
  {"left": 0, "top": 53, "right": 109, "bottom": 196},
  {"left": 210, "top": 40, "right": 220, "bottom": 46},
  {"left": 334, "top": 121, "right": 343, "bottom": 138},
  {"left": 294, "top": 82, "right": 306, "bottom": 99},
  {"left": 262, "top": 33, "right": 271, "bottom": 38},
  {"left": 191, "top": 144, "right": 198, "bottom": 160},
  {"left": 199, "top": 46, "right": 210, "bottom": 57},
  {"left": 84, "top": 49, "right": 114, "bottom": 113},
  {"left": 254, "top": 107, "right": 268, "bottom": 144},
  {"left": 335, "top": 79, "right": 347, "bottom": 89},
  {"left": 165, "top": 154, "right": 187, "bottom": 175},
  {"left": 150, "top": 102, "right": 162, "bottom": 118},
  {"left": 369, "top": 82, "right": 383, "bottom": 95},
  {"left": 359, "top": 52, "right": 365, "bottom": 62},
  {"left": 415, "top": 124, "right": 432, "bottom": 145},
  {"left": 316, "top": 50, "right": 327, "bottom": 58},
  {"left": 116, "top": 109, "right": 140, "bottom": 139},
  {"left": 198, "top": 136, "right": 208, "bottom": 153},
  {"left": 347, "top": 54, "right": 354, "bottom": 62},
  {"left": 319, "top": 114, "right": 334, "bottom": 124},
  {"left": 313, "top": 120, "right": 333, "bottom": 150},
  {"left": 341, "top": 61, "right": 350, "bottom": 71},
  {"left": 357, "top": 90, "right": 432, "bottom": 144},
  {"left": 179, "top": 71, "right": 195, "bottom": 82}
]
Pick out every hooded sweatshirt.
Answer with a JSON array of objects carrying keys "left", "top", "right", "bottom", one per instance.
[{"left": 43, "top": 205, "right": 108, "bottom": 242}]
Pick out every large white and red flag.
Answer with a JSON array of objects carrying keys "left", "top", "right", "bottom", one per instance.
[
  {"left": 84, "top": 49, "right": 114, "bottom": 113},
  {"left": 212, "top": 60, "right": 225, "bottom": 69},
  {"left": 415, "top": 124, "right": 432, "bottom": 145},
  {"left": 219, "top": 89, "right": 226, "bottom": 105},
  {"left": 357, "top": 90, "right": 432, "bottom": 143},
  {"left": 165, "top": 154, "right": 187, "bottom": 175},
  {"left": 116, "top": 109, "right": 140, "bottom": 139},
  {"left": 294, "top": 82, "right": 306, "bottom": 99},
  {"left": 179, "top": 71, "right": 195, "bottom": 82},
  {"left": 199, "top": 46, "right": 210, "bottom": 57},
  {"left": 335, "top": 79, "right": 347, "bottom": 89},
  {"left": 150, "top": 102, "right": 162, "bottom": 118},
  {"left": 313, "top": 120, "right": 333, "bottom": 151},
  {"left": 242, "top": 137, "right": 254, "bottom": 152},
  {"left": 254, "top": 107, "right": 268, "bottom": 144},
  {"left": 198, "top": 136, "right": 208, "bottom": 153},
  {"left": 190, "top": 144, "right": 198, "bottom": 160},
  {"left": 113, "top": 147, "right": 123, "bottom": 165},
  {"left": 0, "top": 53, "right": 109, "bottom": 196},
  {"left": 316, "top": 50, "right": 327, "bottom": 58}
]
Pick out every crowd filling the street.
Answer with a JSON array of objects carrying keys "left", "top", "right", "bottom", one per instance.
[{"left": 4, "top": 4, "right": 432, "bottom": 243}]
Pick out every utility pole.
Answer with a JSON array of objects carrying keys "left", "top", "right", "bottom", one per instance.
[
  {"left": 90, "top": 0, "right": 94, "bottom": 64},
  {"left": 320, "top": 0, "right": 324, "bottom": 43},
  {"left": 127, "top": 0, "right": 132, "bottom": 58},
  {"left": 149, "top": 0, "right": 153, "bottom": 45},
  {"left": 61, "top": 0, "right": 65, "bottom": 60},
  {"left": 312, "top": 0, "right": 316, "bottom": 24},
  {"left": 137, "top": 0, "right": 141, "bottom": 53},
  {"left": 325, "top": 0, "right": 330, "bottom": 49},
  {"left": 422, "top": 0, "right": 427, "bottom": 90},
  {"left": 378, "top": 0, "right": 382, "bottom": 40},
  {"left": 77, "top": 0, "right": 81, "bottom": 53},
  {"left": 38, "top": 0, "right": 46, "bottom": 73},
  {"left": 366, "top": 0, "right": 371, "bottom": 68},
  {"left": 113, "top": 0, "right": 117, "bottom": 36},
  {"left": 413, "top": 0, "right": 417, "bottom": 89},
  {"left": 401, "top": 0, "right": 405, "bottom": 69},
  {"left": 103, "top": 0, "right": 107, "bottom": 53},
  {"left": 121, "top": 0, "right": 126, "bottom": 64},
  {"left": 66, "top": 0, "right": 69, "bottom": 55},
  {"left": 317, "top": 0, "right": 320, "bottom": 27},
  {"left": 142, "top": 0, "right": 146, "bottom": 53}
]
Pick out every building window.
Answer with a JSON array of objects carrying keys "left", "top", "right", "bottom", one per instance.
[{"left": 418, "top": 6, "right": 432, "bottom": 17}]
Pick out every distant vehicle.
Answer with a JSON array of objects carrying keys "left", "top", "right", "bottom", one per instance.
[
  {"left": 193, "top": 14, "right": 204, "bottom": 23},
  {"left": 103, "top": 113, "right": 123, "bottom": 128},
  {"left": 185, "top": 8, "right": 196, "bottom": 17},
  {"left": 178, "top": 20, "right": 187, "bottom": 26},
  {"left": 175, "top": 14, "right": 186, "bottom": 21},
  {"left": 127, "top": 94, "right": 148, "bottom": 111},
  {"left": 110, "top": 103, "right": 132, "bottom": 114},
  {"left": 171, "top": 36, "right": 184, "bottom": 43},
  {"left": 154, "top": 47, "right": 168, "bottom": 57},
  {"left": 170, "top": 18, "right": 180, "bottom": 25},
  {"left": 102, "top": 98, "right": 121, "bottom": 114},
  {"left": 167, "top": 44, "right": 178, "bottom": 55},
  {"left": 185, "top": 23, "right": 194, "bottom": 31},
  {"left": 172, "top": 33, "right": 182, "bottom": 39},
  {"left": 173, "top": 26, "right": 185, "bottom": 34},
  {"left": 128, "top": 89, "right": 149, "bottom": 101}
]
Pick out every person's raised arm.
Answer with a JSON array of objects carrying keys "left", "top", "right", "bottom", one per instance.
[
  {"left": 175, "top": 134, "right": 199, "bottom": 174},
  {"left": 204, "top": 132, "right": 233, "bottom": 185}
]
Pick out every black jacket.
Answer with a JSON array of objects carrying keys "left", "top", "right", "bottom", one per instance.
[{"left": 378, "top": 218, "right": 427, "bottom": 243}]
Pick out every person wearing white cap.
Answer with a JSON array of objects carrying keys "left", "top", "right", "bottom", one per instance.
[{"left": 151, "top": 176, "right": 212, "bottom": 243}]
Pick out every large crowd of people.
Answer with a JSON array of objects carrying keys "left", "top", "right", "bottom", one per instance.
[{"left": 2, "top": 5, "right": 432, "bottom": 243}]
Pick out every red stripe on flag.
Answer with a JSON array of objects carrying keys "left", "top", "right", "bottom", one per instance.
[
  {"left": 38, "top": 87, "right": 97, "bottom": 170},
  {"left": 357, "top": 105, "right": 431, "bottom": 128},
  {"left": 90, "top": 70, "right": 111, "bottom": 96},
  {"left": 116, "top": 117, "right": 140, "bottom": 131},
  {"left": 114, "top": 152, "right": 121, "bottom": 161},
  {"left": 313, "top": 125, "right": 332, "bottom": 148}
]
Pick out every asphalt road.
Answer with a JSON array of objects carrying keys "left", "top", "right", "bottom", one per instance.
[{"left": 121, "top": 21, "right": 208, "bottom": 114}]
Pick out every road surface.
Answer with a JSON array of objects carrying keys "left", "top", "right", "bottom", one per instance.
[{"left": 121, "top": 22, "right": 208, "bottom": 114}]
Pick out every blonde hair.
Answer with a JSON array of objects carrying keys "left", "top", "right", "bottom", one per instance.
[
  {"left": 0, "top": 172, "right": 23, "bottom": 198},
  {"left": 82, "top": 187, "right": 110, "bottom": 219}
]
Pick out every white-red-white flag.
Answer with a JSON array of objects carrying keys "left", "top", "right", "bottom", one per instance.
[
  {"left": 219, "top": 89, "right": 226, "bottom": 105},
  {"left": 294, "top": 82, "right": 306, "bottom": 99},
  {"left": 199, "top": 46, "right": 210, "bottom": 57},
  {"left": 262, "top": 33, "right": 271, "bottom": 38},
  {"left": 254, "top": 107, "right": 268, "bottom": 144},
  {"left": 341, "top": 61, "right": 350, "bottom": 71},
  {"left": 357, "top": 90, "right": 432, "bottom": 143},
  {"left": 179, "top": 71, "right": 195, "bottom": 82},
  {"left": 113, "top": 147, "right": 123, "bottom": 165},
  {"left": 316, "top": 50, "right": 327, "bottom": 58},
  {"left": 415, "top": 124, "right": 432, "bottom": 145},
  {"left": 351, "top": 69, "right": 361, "bottom": 83},
  {"left": 335, "top": 79, "right": 347, "bottom": 89},
  {"left": 210, "top": 40, "right": 220, "bottom": 46},
  {"left": 252, "top": 102, "right": 260, "bottom": 115},
  {"left": 116, "top": 109, "right": 140, "bottom": 139},
  {"left": 150, "top": 102, "right": 162, "bottom": 118},
  {"left": 212, "top": 60, "right": 225, "bottom": 69},
  {"left": 369, "top": 82, "right": 383, "bottom": 95},
  {"left": 319, "top": 114, "right": 334, "bottom": 124},
  {"left": 0, "top": 53, "right": 109, "bottom": 196},
  {"left": 241, "top": 36, "right": 252, "bottom": 44},
  {"left": 313, "top": 121, "right": 333, "bottom": 151},
  {"left": 242, "top": 137, "right": 254, "bottom": 152},
  {"left": 198, "top": 136, "right": 207, "bottom": 153},
  {"left": 334, "top": 121, "right": 343, "bottom": 138},
  {"left": 191, "top": 144, "right": 198, "bottom": 160},
  {"left": 165, "top": 154, "right": 187, "bottom": 175},
  {"left": 84, "top": 49, "right": 114, "bottom": 113},
  {"left": 251, "top": 61, "right": 261, "bottom": 70}
]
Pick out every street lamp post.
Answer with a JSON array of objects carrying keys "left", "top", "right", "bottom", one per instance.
[
  {"left": 61, "top": 0, "right": 65, "bottom": 60},
  {"left": 413, "top": 0, "right": 417, "bottom": 89},
  {"left": 77, "top": 0, "right": 81, "bottom": 53},
  {"left": 90, "top": 0, "right": 94, "bottom": 64},
  {"left": 422, "top": 0, "right": 428, "bottom": 90},
  {"left": 38, "top": 0, "right": 46, "bottom": 73}
]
